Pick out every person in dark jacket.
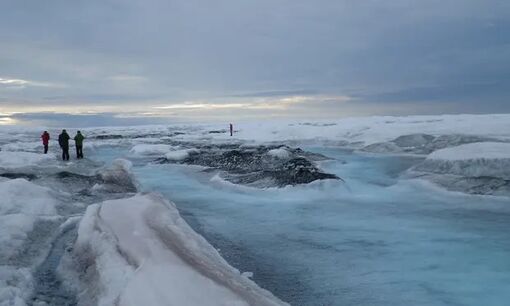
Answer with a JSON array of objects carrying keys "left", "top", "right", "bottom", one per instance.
[
  {"left": 74, "top": 131, "right": 85, "bottom": 159},
  {"left": 58, "top": 129, "right": 70, "bottom": 161},
  {"left": 41, "top": 131, "right": 50, "bottom": 154}
]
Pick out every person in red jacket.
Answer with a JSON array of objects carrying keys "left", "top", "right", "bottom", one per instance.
[{"left": 41, "top": 131, "right": 50, "bottom": 154}]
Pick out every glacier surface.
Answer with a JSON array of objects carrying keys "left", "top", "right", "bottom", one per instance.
[{"left": 1, "top": 113, "right": 510, "bottom": 306}]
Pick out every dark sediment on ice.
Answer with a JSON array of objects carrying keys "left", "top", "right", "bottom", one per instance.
[{"left": 156, "top": 144, "right": 341, "bottom": 188}]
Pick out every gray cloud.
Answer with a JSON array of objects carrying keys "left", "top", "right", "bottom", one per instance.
[
  {"left": 229, "top": 89, "right": 319, "bottom": 98},
  {"left": 10, "top": 112, "right": 180, "bottom": 128},
  {"left": 0, "top": 0, "right": 509, "bottom": 123}
]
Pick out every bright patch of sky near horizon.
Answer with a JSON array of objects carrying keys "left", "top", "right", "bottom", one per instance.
[{"left": 0, "top": 0, "right": 509, "bottom": 126}]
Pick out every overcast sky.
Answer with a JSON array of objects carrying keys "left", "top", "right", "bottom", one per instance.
[{"left": 1, "top": 0, "right": 509, "bottom": 126}]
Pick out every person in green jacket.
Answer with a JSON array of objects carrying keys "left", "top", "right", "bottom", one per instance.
[{"left": 74, "top": 131, "right": 85, "bottom": 159}]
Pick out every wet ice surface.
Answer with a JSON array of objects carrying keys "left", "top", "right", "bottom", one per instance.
[
  {"left": 91, "top": 146, "right": 510, "bottom": 306},
  {"left": 31, "top": 222, "right": 78, "bottom": 306}
]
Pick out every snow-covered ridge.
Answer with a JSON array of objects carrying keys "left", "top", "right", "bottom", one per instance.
[
  {"left": 360, "top": 133, "right": 505, "bottom": 155},
  {"left": 68, "top": 194, "right": 287, "bottom": 306},
  {"left": 408, "top": 142, "right": 510, "bottom": 195},
  {"left": 414, "top": 142, "right": 510, "bottom": 181},
  {"left": 427, "top": 142, "right": 510, "bottom": 161}
]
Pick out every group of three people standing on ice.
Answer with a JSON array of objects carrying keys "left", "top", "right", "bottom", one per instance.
[{"left": 41, "top": 130, "right": 85, "bottom": 161}]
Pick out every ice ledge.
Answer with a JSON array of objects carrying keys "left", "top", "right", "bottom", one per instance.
[
  {"left": 406, "top": 142, "right": 510, "bottom": 196},
  {"left": 416, "top": 142, "right": 510, "bottom": 180},
  {"left": 70, "top": 193, "right": 288, "bottom": 306},
  {"left": 427, "top": 142, "right": 510, "bottom": 161}
]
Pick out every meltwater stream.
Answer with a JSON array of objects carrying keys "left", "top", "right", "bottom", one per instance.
[{"left": 92, "top": 147, "right": 510, "bottom": 306}]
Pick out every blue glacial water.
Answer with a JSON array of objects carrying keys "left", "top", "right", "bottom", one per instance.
[{"left": 92, "top": 146, "right": 510, "bottom": 306}]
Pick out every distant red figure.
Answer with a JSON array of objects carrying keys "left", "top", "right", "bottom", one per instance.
[
  {"left": 41, "top": 131, "right": 50, "bottom": 154},
  {"left": 229, "top": 123, "right": 233, "bottom": 136}
]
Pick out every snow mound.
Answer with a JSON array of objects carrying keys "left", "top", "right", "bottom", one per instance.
[
  {"left": 96, "top": 159, "right": 137, "bottom": 193},
  {"left": 111, "top": 158, "right": 133, "bottom": 171},
  {"left": 129, "top": 144, "right": 173, "bottom": 156},
  {"left": 71, "top": 194, "right": 287, "bottom": 306},
  {"left": 165, "top": 149, "right": 200, "bottom": 161},
  {"left": 267, "top": 148, "right": 291, "bottom": 159},
  {"left": 0, "top": 151, "right": 55, "bottom": 169}
]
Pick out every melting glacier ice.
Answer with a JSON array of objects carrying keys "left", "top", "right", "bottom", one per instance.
[{"left": 90, "top": 146, "right": 510, "bottom": 306}]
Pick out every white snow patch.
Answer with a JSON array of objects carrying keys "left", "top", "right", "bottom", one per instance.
[
  {"left": 164, "top": 149, "right": 199, "bottom": 161},
  {"left": 72, "top": 194, "right": 287, "bottom": 306},
  {"left": 0, "top": 151, "right": 55, "bottom": 169},
  {"left": 129, "top": 144, "right": 173, "bottom": 156},
  {"left": 267, "top": 148, "right": 290, "bottom": 159}
]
